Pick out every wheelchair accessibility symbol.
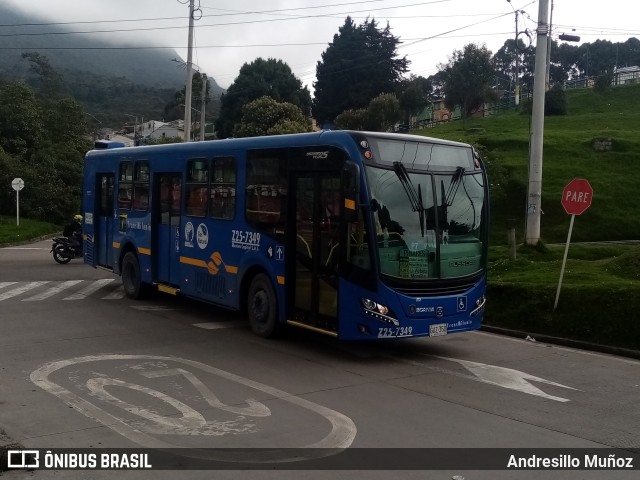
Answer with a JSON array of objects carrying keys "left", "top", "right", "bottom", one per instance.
[{"left": 457, "top": 296, "right": 467, "bottom": 312}]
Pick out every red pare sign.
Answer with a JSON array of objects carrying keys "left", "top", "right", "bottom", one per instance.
[{"left": 561, "top": 178, "right": 593, "bottom": 215}]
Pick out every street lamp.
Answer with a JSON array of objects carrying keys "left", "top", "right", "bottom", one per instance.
[
  {"left": 506, "top": 0, "right": 525, "bottom": 105},
  {"left": 171, "top": 58, "right": 207, "bottom": 142},
  {"left": 124, "top": 113, "right": 143, "bottom": 146},
  {"left": 179, "top": 104, "right": 204, "bottom": 142},
  {"left": 84, "top": 113, "right": 103, "bottom": 141}
]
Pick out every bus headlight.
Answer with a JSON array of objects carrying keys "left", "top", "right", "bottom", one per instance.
[{"left": 360, "top": 298, "right": 398, "bottom": 325}]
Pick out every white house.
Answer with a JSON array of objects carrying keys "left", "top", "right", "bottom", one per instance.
[
  {"left": 614, "top": 66, "right": 640, "bottom": 85},
  {"left": 145, "top": 121, "right": 183, "bottom": 141}
]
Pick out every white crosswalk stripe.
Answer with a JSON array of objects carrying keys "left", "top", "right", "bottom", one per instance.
[
  {"left": 193, "top": 321, "right": 246, "bottom": 330},
  {"left": 0, "top": 281, "right": 50, "bottom": 301},
  {"left": 102, "top": 284, "right": 125, "bottom": 300},
  {"left": 0, "top": 280, "right": 121, "bottom": 302},
  {"left": 63, "top": 279, "right": 115, "bottom": 300},
  {"left": 0, "top": 282, "right": 18, "bottom": 290},
  {"left": 22, "top": 280, "right": 83, "bottom": 301}
]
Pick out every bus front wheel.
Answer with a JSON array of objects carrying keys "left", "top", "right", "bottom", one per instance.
[
  {"left": 247, "top": 274, "right": 279, "bottom": 338},
  {"left": 122, "top": 251, "right": 144, "bottom": 299}
]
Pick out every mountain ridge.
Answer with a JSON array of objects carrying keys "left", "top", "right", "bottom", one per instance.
[{"left": 0, "top": 4, "right": 224, "bottom": 94}]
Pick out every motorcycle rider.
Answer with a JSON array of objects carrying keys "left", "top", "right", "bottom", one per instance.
[{"left": 63, "top": 214, "right": 83, "bottom": 252}]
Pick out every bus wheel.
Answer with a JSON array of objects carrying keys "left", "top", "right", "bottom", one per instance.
[
  {"left": 247, "top": 273, "right": 279, "bottom": 338},
  {"left": 122, "top": 251, "right": 144, "bottom": 299}
]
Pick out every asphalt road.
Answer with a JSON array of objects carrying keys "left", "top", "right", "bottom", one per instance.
[{"left": 1, "top": 239, "right": 639, "bottom": 480}]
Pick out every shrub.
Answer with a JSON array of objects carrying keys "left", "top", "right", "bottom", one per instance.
[{"left": 544, "top": 85, "right": 567, "bottom": 115}]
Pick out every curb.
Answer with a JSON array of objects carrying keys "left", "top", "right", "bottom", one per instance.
[
  {"left": 481, "top": 324, "right": 640, "bottom": 361},
  {"left": 0, "top": 232, "right": 61, "bottom": 249}
]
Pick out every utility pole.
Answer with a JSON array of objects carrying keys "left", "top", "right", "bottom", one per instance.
[
  {"left": 507, "top": 0, "right": 521, "bottom": 105},
  {"left": 514, "top": 9, "right": 520, "bottom": 105},
  {"left": 200, "top": 74, "right": 207, "bottom": 141},
  {"left": 183, "top": 0, "right": 195, "bottom": 142},
  {"left": 525, "top": 0, "right": 550, "bottom": 245}
]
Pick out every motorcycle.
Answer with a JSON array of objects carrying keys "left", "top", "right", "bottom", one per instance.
[{"left": 51, "top": 234, "right": 83, "bottom": 264}]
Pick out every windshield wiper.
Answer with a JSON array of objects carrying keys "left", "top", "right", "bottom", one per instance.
[
  {"left": 393, "top": 161, "right": 425, "bottom": 237},
  {"left": 444, "top": 166, "right": 465, "bottom": 206}
]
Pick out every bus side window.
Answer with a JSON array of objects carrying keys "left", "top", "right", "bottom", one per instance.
[
  {"left": 118, "top": 161, "right": 133, "bottom": 209},
  {"left": 186, "top": 158, "right": 208, "bottom": 217},
  {"left": 245, "top": 151, "right": 287, "bottom": 234},
  {"left": 210, "top": 157, "right": 236, "bottom": 220},
  {"left": 347, "top": 206, "right": 371, "bottom": 272},
  {"left": 132, "top": 161, "right": 149, "bottom": 211},
  {"left": 159, "top": 177, "right": 171, "bottom": 224},
  {"left": 170, "top": 177, "right": 182, "bottom": 218}
]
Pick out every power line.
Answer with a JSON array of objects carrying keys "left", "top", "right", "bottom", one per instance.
[
  {"left": 0, "top": 0, "right": 387, "bottom": 27},
  {"left": 400, "top": 11, "right": 512, "bottom": 48},
  {"left": 0, "top": 0, "right": 452, "bottom": 37}
]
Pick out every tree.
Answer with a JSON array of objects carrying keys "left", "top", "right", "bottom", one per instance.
[
  {"left": 334, "top": 108, "right": 367, "bottom": 130},
  {"left": 0, "top": 81, "right": 44, "bottom": 156},
  {"left": 0, "top": 78, "right": 91, "bottom": 224},
  {"left": 396, "top": 75, "right": 432, "bottom": 125},
  {"left": 164, "top": 71, "right": 212, "bottom": 123},
  {"left": 312, "top": 17, "right": 408, "bottom": 126},
  {"left": 439, "top": 43, "right": 498, "bottom": 129},
  {"left": 577, "top": 40, "right": 618, "bottom": 78},
  {"left": 233, "top": 96, "right": 310, "bottom": 138},
  {"left": 215, "top": 58, "right": 311, "bottom": 139},
  {"left": 335, "top": 93, "right": 401, "bottom": 132}
]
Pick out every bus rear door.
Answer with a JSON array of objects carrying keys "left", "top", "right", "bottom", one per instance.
[
  {"left": 287, "top": 171, "right": 342, "bottom": 334},
  {"left": 154, "top": 173, "right": 182, "bottom": 286},
  {"left": 96, "top": 173, "right": 115, "bottom": 268}
]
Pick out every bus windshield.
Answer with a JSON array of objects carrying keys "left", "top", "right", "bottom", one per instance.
[{"left": 364, "top": 143, "right": 486, "bottom": 281}]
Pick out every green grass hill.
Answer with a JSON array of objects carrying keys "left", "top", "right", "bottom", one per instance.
[{"left": 415, "top": 84, "right": 640, "bottom": 245}]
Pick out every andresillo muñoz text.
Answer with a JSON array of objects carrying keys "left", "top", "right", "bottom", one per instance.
[{"left": 508, "top": 454, "right": 635, "bottom": 469}]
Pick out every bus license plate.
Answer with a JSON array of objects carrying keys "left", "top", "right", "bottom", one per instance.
[
  {"left": 429, "top": 323, "right": 447, "bottom": 337},
  {"left": 377, "top": 327, "right": 413, "bottom": 338}
]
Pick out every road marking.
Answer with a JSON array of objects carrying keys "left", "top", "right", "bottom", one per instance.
[
  {"left": 388, "top": 354, "right": 578, "bottom": 402},
  {"left": 193, "top": 321, "right": 246, "bottom": 330},
  {"left": 434, "top": 355, "right": 579, "bottom": 402},
  {"left": 0, "top": 282, "right": 18, "bottom": 290},
  {"left": 102, "top": 285, "right": 125, "bottom": 299},
  {"left": 31, "top": 354, "right": 357, "bottom": 462},
  {"left": 131, "top": 305, "right": 176, "bottom": 311},
  {"left": 63, "top": 279, "right": 114, "bottom": 300},
  {"left": 3, "top": 247, "right": 49, "bottom": 250},
  {"left": 424, "top": 354, "right": 578, "bottom": 402},
  {"left": 0, "top": 281, "right": 50, "bottom": 301},
  {"left": 22, "top": 280, "right": 83, "bottom": 301},
  {"left": 142, "top": 368, "right": 271, "bottom": 418}
]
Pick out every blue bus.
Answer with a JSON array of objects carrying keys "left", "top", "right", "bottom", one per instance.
[{"left": 82, "top": 130, "right": 487, "bottom": 340}]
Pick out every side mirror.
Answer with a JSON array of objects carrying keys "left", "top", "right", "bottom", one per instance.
[{"left": 342, "top": 161, "right": 360, "bottom": 223}]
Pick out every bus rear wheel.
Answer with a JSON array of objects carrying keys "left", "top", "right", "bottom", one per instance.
[
  {"left": 122, "top": 251, "right": 144, "bottom": 299},
  {"left": 247, "top": 273, "right": 279, "bottom": 338}
]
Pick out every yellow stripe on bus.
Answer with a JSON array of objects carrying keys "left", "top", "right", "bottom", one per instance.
[
  {"left": 112, "top": 242, "right": 121, "bottom": 249},
  {"left": 225, "top": 265, "right": 238, "bottom": 274},
  {"left": 180, "top": 256, "right": 208, "bottom": 268},
  {"left": 277, "top": 276, "right": 285, "bottom": 285},
  {"left": 138, "top": 247, "right": 151, "bottom": 256}
]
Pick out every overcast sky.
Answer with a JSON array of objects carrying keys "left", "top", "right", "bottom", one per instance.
[{"left": 4, "top": 0, "right": 637, "bottom": 92}]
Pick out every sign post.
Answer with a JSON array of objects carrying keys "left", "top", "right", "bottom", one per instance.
[
  {"left": 11, "top": 177, "right": 25, "bottom": 226},
  {"left": 554, "top": 178, "right": 593, "bottom": 311}
]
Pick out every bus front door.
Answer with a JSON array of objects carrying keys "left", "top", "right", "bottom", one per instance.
[
  {"left": 154, "top": 173, "right": 182, "bottom": 286},
  {"left": 288, "top": 172, "right": 341, "bottom": 334},
  {"left": 96, "top": 174, "right": 115, "bottom": 268}
]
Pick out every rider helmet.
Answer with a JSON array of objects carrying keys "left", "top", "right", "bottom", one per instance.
[{"left": 74, "top": 214, "right": 83, "bottom": 223}]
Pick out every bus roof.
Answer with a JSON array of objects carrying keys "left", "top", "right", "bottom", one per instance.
[
  {"left": 93, "top": 139, "right": 126, "bottom": 149},
  {"left": 85, "top": 130, "right": 472, "bottom": 159}
]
